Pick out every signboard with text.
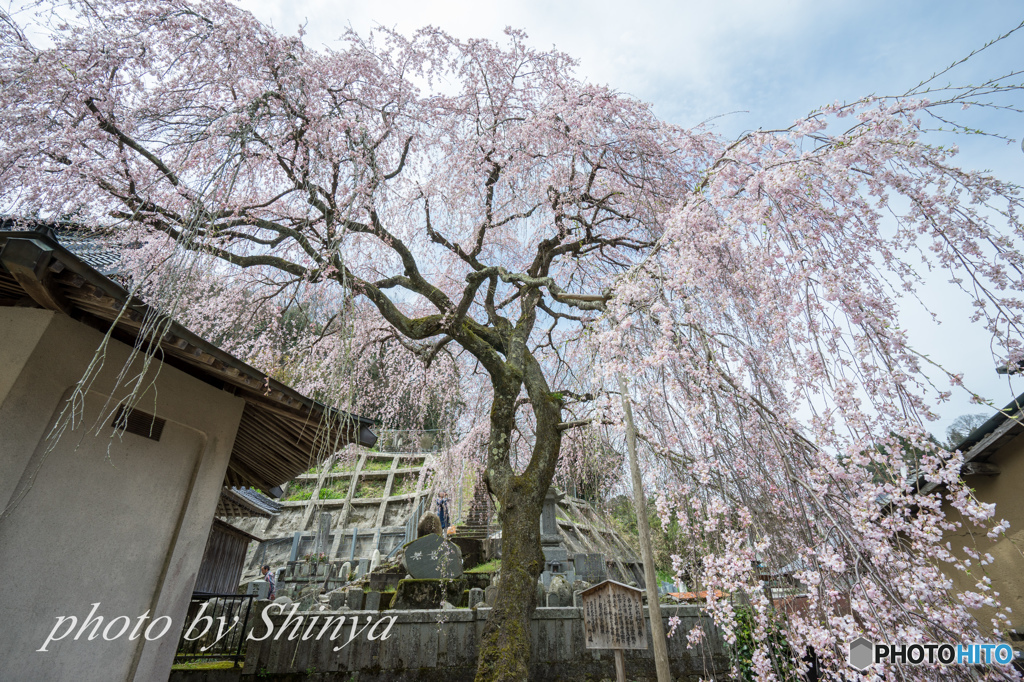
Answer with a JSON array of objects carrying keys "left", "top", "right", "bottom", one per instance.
[{"left": 580, "top": 580, "right": 648, "bottom": 650}]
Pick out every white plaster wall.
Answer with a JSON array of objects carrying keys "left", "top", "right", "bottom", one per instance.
[
  {"left": 0, "top": 309, "right": 245, "bottom": 681},
  {"left": 0, "top": 307, "right": 57, "bottom": 507}
]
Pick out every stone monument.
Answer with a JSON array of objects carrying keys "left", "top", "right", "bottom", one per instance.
[{"left": 404, "top": 533, "right": 464, "bottom": 579}]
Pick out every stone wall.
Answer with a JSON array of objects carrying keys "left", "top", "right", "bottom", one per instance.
[{"left": 238, "top": 604, "right": 729, "bottom": 681}]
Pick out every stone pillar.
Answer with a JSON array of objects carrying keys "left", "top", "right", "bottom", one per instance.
[
  {"left": 540, "top": 486, "right": 563, "bottom": 542},
  {"left": 312, "top": 511, "right": 332, "bottom": 557},
  {"left": 346, "top": 586, "right": 365, "bottom": 610}
]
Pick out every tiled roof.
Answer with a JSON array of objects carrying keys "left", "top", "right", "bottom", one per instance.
[
  {"left": 231, "top": 487, "right": 283, "bottom": 514},
  {"left": 0, "top": 218, "right": 123, "bottom": 276},
  {"left": 54, "top": 228, "right": 122, "bottom": 276}
]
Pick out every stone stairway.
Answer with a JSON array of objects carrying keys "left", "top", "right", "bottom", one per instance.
[{"left": 455, "top": 477, "right": 494, "bottom": 539}]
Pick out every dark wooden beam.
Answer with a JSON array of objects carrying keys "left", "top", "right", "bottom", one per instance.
[
  {"left": 0, "top": 238, "right": 73, "bottom": 315},
  {"left": 961, "top": 461, "right": 1000, "bottom": 476}
]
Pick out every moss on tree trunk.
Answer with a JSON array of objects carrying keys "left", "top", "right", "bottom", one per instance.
[
  {"left": 473, "top": 352, "right": 562, "bottom": 682},
  {"left": 473, "top": 488, "right": 545, "bottom": 681}
]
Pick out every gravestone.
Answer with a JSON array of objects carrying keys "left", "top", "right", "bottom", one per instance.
[
  {"left": 364, "top": 591, "right": 382, "bottom": 611},
  {"left": 546, "top": 592, "right": 561, "bottom": 607},
  {"left": 345, "top": 586, "right": 365, "bottom": 611},
  {"left": 539, "top": 487, "right": 564, "bottom": 545},
  {"left": 289, "top": 531, "right": 302, "bottom": 562},
  {"left": 369, "top": 572, "right": 401, "bottom": 592},
  {"left": 468, "top": 587, "right": 484, "bottom": 609},
  {"left": 312, "top": 511, "right": 332, "bottom": 557},
  {"left": 370, "top": 549, "right": 381, "bottom": 573},
  {"left": 549, "top": 574, "right": 572, "bottom": 608},
  {"left": 247, "top": 580, "right": 269, "bottom": 600},
  {"left": 356, "top": 558, "right": 370, "bottom": 578},
  {"left": 404, "top": 533, "right": 464, "bottom": 579},
  {"left": 543, "top": 546, "right": 569, "bottom": 568},
  {"left": 297, "top": 594, "right": 316, "bottom": 611},
  {"left": 574, "top": 553, "right": 607, "bottom": 583},
  {"left": 484, "top": 585, "right": 499, "bottom": 606},
  {"left": 573, "top": 590, "right": 583, "bottom": 608},
  {"left": 339, "top": 561, "right": 351, "bottom": 581},
  {"left": 328, "top": 590, "right": 346, "bottom": 609}
]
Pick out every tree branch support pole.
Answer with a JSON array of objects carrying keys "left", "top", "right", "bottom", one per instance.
[{"left": 617, "top": 372, "right": 672, "bottom": 682}]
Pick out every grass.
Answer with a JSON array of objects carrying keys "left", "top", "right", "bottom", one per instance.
[
  {"left": 284, "top": 483, "right": 314, "bottom": 501},
  {"left": 171, "top": 660, "right": 237, "bottom": 670},
  {"left": 355, "top": 478, "right": 386, "bottom": 499},
  {"left": 466, "top": 558, "right": 501, "bottom": 574},
  {"left": 362, "top": 458, "right": 394, "bottom": 471},
  {"left": 318, "top": 485, "right": 348, "bottom": 499},
  {"left": 391, "top": 475, "right": 417, "bottom": 496}
]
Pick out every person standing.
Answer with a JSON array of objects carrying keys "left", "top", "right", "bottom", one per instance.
[
  {"left": 261, "top": 564, "right": 276, "bottom": 600},
  {"left": 436, "top": 491, "right": 451, "bottom": 533}
]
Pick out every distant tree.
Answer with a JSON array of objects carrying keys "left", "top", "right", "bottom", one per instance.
[
  {"left": 946, "top": 413, "right": 990, "bottom": 449},
  {"left": 608, "top": 493, "right": 687, "bottom": 580}
]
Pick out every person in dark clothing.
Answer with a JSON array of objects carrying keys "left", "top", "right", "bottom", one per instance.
[{"left": 436, "top": 491, "right": 451, "bottom": 532}]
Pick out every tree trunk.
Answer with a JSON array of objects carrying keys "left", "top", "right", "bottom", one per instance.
[
  {"left": 474, "top": 353, "right": 562, "bottom": 682},
  {"left": 473, "top": 480, "right": 545, "bottom": 682}
]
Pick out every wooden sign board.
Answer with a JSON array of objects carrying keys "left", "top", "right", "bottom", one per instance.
[{"left": 580, "top": 580, "right": 648, "bottom": 650}]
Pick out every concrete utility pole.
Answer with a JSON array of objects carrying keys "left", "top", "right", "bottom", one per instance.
[{"left": 617, "top": 372, "right": 672, "bottom": 682}]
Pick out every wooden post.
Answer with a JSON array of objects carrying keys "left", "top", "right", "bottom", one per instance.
[
  {"left": 617, "top": 372, "right": 673, "bottom": 682},
  {"left": 614, "top": 648, "right": 626, "bottom": 682}
]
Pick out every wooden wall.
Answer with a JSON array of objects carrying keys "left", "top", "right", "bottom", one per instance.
[{"left": 194, "top": 518, "right": 257, "bottom": 594}]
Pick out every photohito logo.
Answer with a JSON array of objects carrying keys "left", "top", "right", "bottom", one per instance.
[{"left": 848, "top": 638, "right": 1015, "bottom": 670}]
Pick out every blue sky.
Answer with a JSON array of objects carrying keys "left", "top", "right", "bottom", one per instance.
[{"left": 243, "top": 0, "right": 1024, "bottom": 436}]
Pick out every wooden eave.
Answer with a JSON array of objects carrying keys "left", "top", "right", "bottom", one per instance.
[
  {"left": 0, "top": 229, "right": 378, "bottom": 491},
  {"left": 210, "top": 516, "right": 264, "bottom": 543}
]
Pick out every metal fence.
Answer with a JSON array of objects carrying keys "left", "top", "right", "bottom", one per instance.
[
  {"left": 403, "top": 495, "right": 432, "bottom": 544},
  {"left": 174, "top": 592, "right": 255, "bottom": 667}
]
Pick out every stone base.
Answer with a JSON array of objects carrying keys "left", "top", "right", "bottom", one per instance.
[
  {"left": 451, "top": 537, "right": 484, "bottom": 569},
  {"left": 369, "top": 571, "right": 402, "bottom": 592},
  {"left": 390, "top": 578, "right": 468, "bottom": 610},
  {"left": 463, "top": 572, "right": 492, "bottom": 590}
]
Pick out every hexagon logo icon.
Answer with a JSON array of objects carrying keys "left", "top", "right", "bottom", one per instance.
[{"left": 849, "top": 637, "right": 874, "bottom": 670}]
